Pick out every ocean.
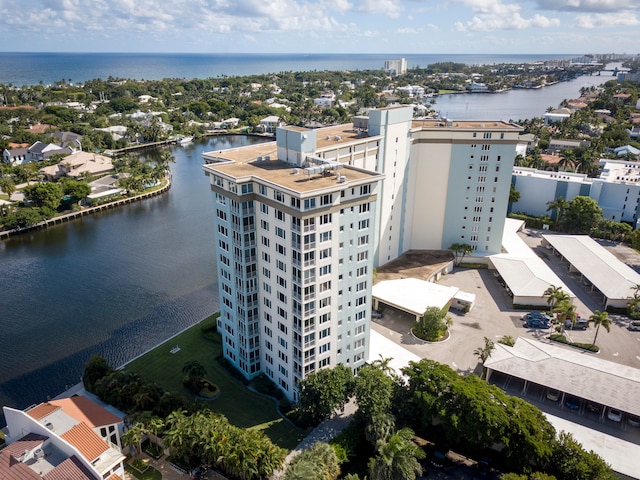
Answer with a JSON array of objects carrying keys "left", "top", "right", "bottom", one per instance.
[{"left": 0, "top": 52, "right": 578, "bottom": 86}]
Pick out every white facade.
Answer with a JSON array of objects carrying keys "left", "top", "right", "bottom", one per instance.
[
  {"left": 383, "top": 58, "right": 407, "bottom": 76},
  {"left": 512, "top": 159, "right": 640, "bottom": 227},
  {"left": 202, "top": 109, "right": 522, "bottom": 400}
]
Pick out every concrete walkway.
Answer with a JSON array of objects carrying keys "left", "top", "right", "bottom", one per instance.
[{"left": 271, "top": 398, "right": 359, "bottom": 479}]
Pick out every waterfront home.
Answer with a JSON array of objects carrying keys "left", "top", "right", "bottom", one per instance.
[
  {"left": 2, "top": 396, "right": 126, "bottom": 480},
  {"left": 40, "top": 151, "right": 114, "bottom": 180},
  {"left": 547, "top": 138, "right": 591, "bottom": 154},
  {"left": 259, "top": 115, "right": 284, "bottom": 133},
  {"left": 544, "top": 107, "right": 572, "bottom": 125}
]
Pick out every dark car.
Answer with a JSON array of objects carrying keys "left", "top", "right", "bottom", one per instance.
[
  {"left": 586, "top": 402, "right": 601, "bottom": 414},
  {"left": 526, "top": 311, "right": 551, "bottom": 321},
  {"left": 565, "top": 398, "right": 580, "bottom": 410},
  {"left": 526, "top": 318, "right": 551, "bottom": 329}
]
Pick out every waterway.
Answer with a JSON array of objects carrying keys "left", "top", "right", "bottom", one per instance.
[
  {"left": 432, "top": 69, "right": 620, "bottom": 121},
  {"left": 0, "top": 135, "right": 267, "bottom": 417},
  {"left": 0, "top": 67, "right": 619, "bottom": 420}
]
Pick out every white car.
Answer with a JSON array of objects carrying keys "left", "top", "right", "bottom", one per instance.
[
  {"left": 607, "top": 408, "right": 622, "bottom": 422},
  {"left": 546, "top": 389, "right": 560, "bottom": 401}
]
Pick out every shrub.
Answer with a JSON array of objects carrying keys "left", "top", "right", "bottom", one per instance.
[
  {"left": 549, "top": 334, "right": 599, "bottom": 352},
  {"left": 414, "top": 305, "right": 452, "bottom": 342}
]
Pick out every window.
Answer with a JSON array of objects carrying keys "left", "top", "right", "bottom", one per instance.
[
  {"left": 359, "top": 219, "right": 369, "bottom": 230},
  {"left": 359, "top": 203, "right": 370, "bottom": 213},
  {"left": 276, "top": 243, "right": 286, "bottom": 255},
  {"left": 261, "top": 236, "right": 270, "bottom": 247},
  {"left": 320, "top": 248, "right": 331, "bottom": 259},
  {"left": 276, "top": 226, "right": 286, "bottom": 238},
  {"left": 321, "top": 194, "right": 333, "bottom": 206},
  {"left": 260, "top": 219, "right": 269, "bottom": 231},
  {"left": 260, "top": 204, "right": 269, "bottom": 214},
  {"left": 304, "top": 198, "right": 316, "bottom": 209},
  {"left": 259, "top": 185, "right": 267, "bottom": 195},
  {"left": 320, "top": 265, "right": 332, "bottom": 276},
  {"left": 320, "top": 231, "right": 332, "bottom": 242},
  {"left": 320, "top": 213, "right": 332, "bottom": 224},
  {"left": 274, "top": 191, "right": 284, "bottom": 203},
  {"left": 291, "top": 197, "right": 301, "bottom": 209},
  {"left": 360, "top": 185, "right": 371, "bottom": 195},
  {"left": 277, "top": 259, "right": 287, "bottom": 272},
  {"left": 358, "top": 235, "right": 368, "bottom": 246},
  {"left": 275, "top": 209, "right": 285, "bottom": 221}
]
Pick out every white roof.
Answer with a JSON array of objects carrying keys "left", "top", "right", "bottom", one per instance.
[
  {"left": 372, "top": 278, "right": 458, "bottom": 316},
  {"left": 491, "top": 219, "right": 575, "bottom": 299},
  {"left": 367, "top": 329, "right": 421, "bottom": 378},
  {"left": 542, "top": 234, "right": 640, "bottom": 300},
  {"left": 485, "top": 338, "right": 640, "bottom": 417}
]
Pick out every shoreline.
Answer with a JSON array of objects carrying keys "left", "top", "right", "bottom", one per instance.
[{"left": 0, "top": 173, "right": 172, "bottom": 240}]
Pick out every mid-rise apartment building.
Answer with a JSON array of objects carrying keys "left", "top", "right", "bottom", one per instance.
[{"left": 203, "top": 106, "right": 521, "bottom": 400}]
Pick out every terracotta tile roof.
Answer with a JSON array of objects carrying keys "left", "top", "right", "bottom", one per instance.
[
  {"left": 50, "top": 396, "right": 121, "bottom": 428},
  {"left": 43, "top": 455, "right": 98, "bottom": 480},
  {"left": 60, "top": 423, "right": 109, "bottom": 462},
  {"left": 27, "top": 403, "right": 60, "bottom": 420},
  {"left": 28, "top": 124, "right": 57, "bottom": 134},
  {"left": 105, "top": 474, "right": 122, "bottom": 480},
  {"left": 0, "top": 434, "right": 48, "bottom": 480},
  {"left": 3, "top": 433, "right": 48, "bottom": 457},
  {"left": 0, "top": 453, "right": 41, "bottom": 480}
]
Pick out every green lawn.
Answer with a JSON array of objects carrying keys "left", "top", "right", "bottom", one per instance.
[{"left": 124, "top": 313, "right": 306, "bottom": 450}]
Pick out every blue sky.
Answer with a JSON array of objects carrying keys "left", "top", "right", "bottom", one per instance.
[{"left": 0, "top": 0, "right": 638, "bottom": 54}]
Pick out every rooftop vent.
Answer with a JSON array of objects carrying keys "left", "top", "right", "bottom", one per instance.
[
  {"left": 265, "top": 155, "right": 271, "bottom": 161},
  {"left": 334, "top": 135, "right": 341, "bottom": 141},
  {"left": 339, "top": 175, "right": 346, "bottom": 183},
  {"left": 257, "top": 156, "right": 263, "bottom": 162}
]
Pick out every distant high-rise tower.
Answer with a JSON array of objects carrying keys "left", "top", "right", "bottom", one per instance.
[{"left": 383, "top": 58, "right": 407, "bottom": 75}]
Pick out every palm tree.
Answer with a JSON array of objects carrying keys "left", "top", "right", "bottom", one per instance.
[
  {"left": 122, "top": 422, "right": 146, "bottom": 458},
  {"left": 588, "top": 310, "right": 611, "bottom": 346},
  {"left": 365, "top": 412, "right": 396, "bottom": 448},
  {"left": 182, "top": 360, "right": 207, "bottom": 391},
  {"left": 546, "top": 197, "right": 569, "bottom": 228},
  {"left": 474, "top": 337, "right": 495, "bottom": 363},
  {"left": 553, "top": 299, "right": 577, "bottom": 334},
  {"left": 449, "top": 243, "right": 473, "bottom": 266},
  {"left": 369, "top": 428, "right": 424, "bottom": 480},
  {"left": 543, "top": 285, "right": 569, "bottom": 311}
]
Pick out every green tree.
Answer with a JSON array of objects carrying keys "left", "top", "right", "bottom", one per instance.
[
  {"left": 498, "top": 335, "right": 516, "bottom": 347},
  {"left": 474, "top": 337, "right": 495, "bottom": 372},
  {"left": 82, "top": 354, "right": 114, "bottom": 393},
  {"left": 449, "top": 242, "right": 473, "bottom": 266},
  {"left": 182, "top": 360, "right": 206, "bottom": 391},
  {"left": 546, "top": 197, "right": 569, "bottom": 229},
  {"left": 543, "top": 285, "right": 569, "bottom": 311},
  {"left": 23, "top": 182, "right": 63, "bottom": 210},
  {"left": 365, "top": 412, "right": 396, "bottom": 448},
  {"left": 297, "top": 364, "right": 354, "bottom": 426},
  {"left": 549, "top": 432, "right": 615, "bottom": 480},
  {"left": 562, "top": 196, "right": 603, "bottom": 233},
  {"left": 588, "top": 310, "right": 611, "bottom": 346},
  {"left": 61, "top": 179, "right": 91, "bottom": 204},
  {"left": 1, "top": 207, "right": 45, "bottom": 229},
  {"left": 0, "top": 177, "right": 16, "bottom": 197},
  {"left": 368, "top": 428, "right": 424, "bottom": 480},
  {"left": 553, "top": 299, "right": 577, "bottom": 334},
  {"left": 354, "top": 363, "right": 394, "bottom": 421},
  {"left": 284, "top": 442, "right": 341, "bottom": 480},
  {"left": 509, "top": 183, "right": 520, "bottom": 204},
  {"left": 122, "top": 422, "right": 146, "bottom": 458},
  {"left": 415, "top": 306, "right": 452, "bottom": 342}
]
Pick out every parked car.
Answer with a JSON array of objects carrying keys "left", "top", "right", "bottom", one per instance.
[
  {"left": 430, "top": 450, "right": 447, "bottom": 469},
  {"left": 628, "top": 415, "right": 640, "bottom": 427},
  {"left": 586, "top": 402, "right": 601, "bottom": 414},
  {"left": 628, "top": 321, "right": 640, "bottom": 331},
  {"left": 565, "top": 397, "right": 580, "bottom": 410},
  {"left": 565, "top": 316, "right": 588, "bottom": 330},
  {"left": 371, "top": 310, "right": 383, "bottom": 319},
  {"left": 607, "top": 408, "right": 622, "bottom": 422},
  {"left": 526, "top": 318, "right": 551, "bottom": 329},
  {"left": 526, "top": 311, "right": 551, "bottom": 321},
  {"left": 546, "top": 389, "right": 560, "bottom": 401}
]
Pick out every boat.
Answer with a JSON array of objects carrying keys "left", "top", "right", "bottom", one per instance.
[{"left": 178, "top": 136, "right": 193, "bottom": 145}]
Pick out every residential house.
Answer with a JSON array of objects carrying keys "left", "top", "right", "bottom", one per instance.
[
  {"left": 27, "top": 141, "right": 71, "bottom": 162},
  {"left": 314, "top": 94, "right": 336, "bottom": 108},
  {"left": 48, "top": 131, "right": 83, "bottom": 150},
  {"left": 544, "top": 108, "right": 572, "bottom": 125},
  {"left": 40, "top": 152, "right": 114, "bottom": 180},
  {"left": 614, "top": 145, "right": 640, "bottom": 158},
  {"left": 259, "top": 115, "right": 284, "bottom": 133},
  {"left": 547, "top": 138, "right": 590, "bottom": 154},
  {"left": 2, "top": 397, "right": 126, "bottom": 480},
  {"left": 2, "top": 146, "right": 29, "bottom": 165}
]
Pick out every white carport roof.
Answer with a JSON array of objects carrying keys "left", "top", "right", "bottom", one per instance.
[
  {"left": 542, "top": 234, "right": 640, "bottom": 301},
  {"left": 372, "top": 278, "right": 458, "bottom": 317},
  {"left": 485, "top": 338, "right": 640, "bottom": 417},
  {"left": 491, "top": 219, "right": 574, "bottom": 299}
]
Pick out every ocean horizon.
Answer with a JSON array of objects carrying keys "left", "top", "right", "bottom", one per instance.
[{"left": 0, "top": 52, "right": 578, "bottom": 87}]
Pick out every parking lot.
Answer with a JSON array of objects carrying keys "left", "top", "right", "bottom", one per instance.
[{"left": 371, "top": 229, "right": 640, "bottom": 466}]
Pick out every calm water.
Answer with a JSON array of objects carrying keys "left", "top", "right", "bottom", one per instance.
[
  {"left": 0, "top": 52, "right": 577, "bottom": 86},
  {"left": 433, "top": 70, "right": 616, "bottom": 121},
  {"left": 0, "top": 135, "right": 266, "bottom": 417}
]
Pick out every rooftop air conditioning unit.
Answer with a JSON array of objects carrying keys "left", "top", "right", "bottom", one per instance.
[
  {"left": 339, "top": 175, "right": 346, "bottom": 183},
  {"left": 265, "top": 155, "right": 271, "bottom": 161},
  {"left": 257, "top": 156, "right": 263, "bottom": 162}
]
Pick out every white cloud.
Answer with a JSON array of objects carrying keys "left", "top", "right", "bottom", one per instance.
[
  {"left": 534, "top": 0, "right": 636, "bottom": 13},
  {"left": 455, "top": 0, "right": 560, "bottom": 32},
  {"left": 575, "top": 12, "right": 640, "bottom": 28},
  {"left": 358, "top": 0, "right": 402, "bottom": 18},
  {"left": 397, "top": 27, "right": 423, "bottom": 34}
]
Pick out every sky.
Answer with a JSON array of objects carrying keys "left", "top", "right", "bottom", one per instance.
[{"left": 0, "top": 0, "right": 638, "bottom": 55}]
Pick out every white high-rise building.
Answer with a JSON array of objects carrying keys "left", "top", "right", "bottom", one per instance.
[
  {"left": 383, "top": 58, "right": 407, "bottom": 76},
  {"left": 203, "top": 107, "right": 521, "bottom": 400}
]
